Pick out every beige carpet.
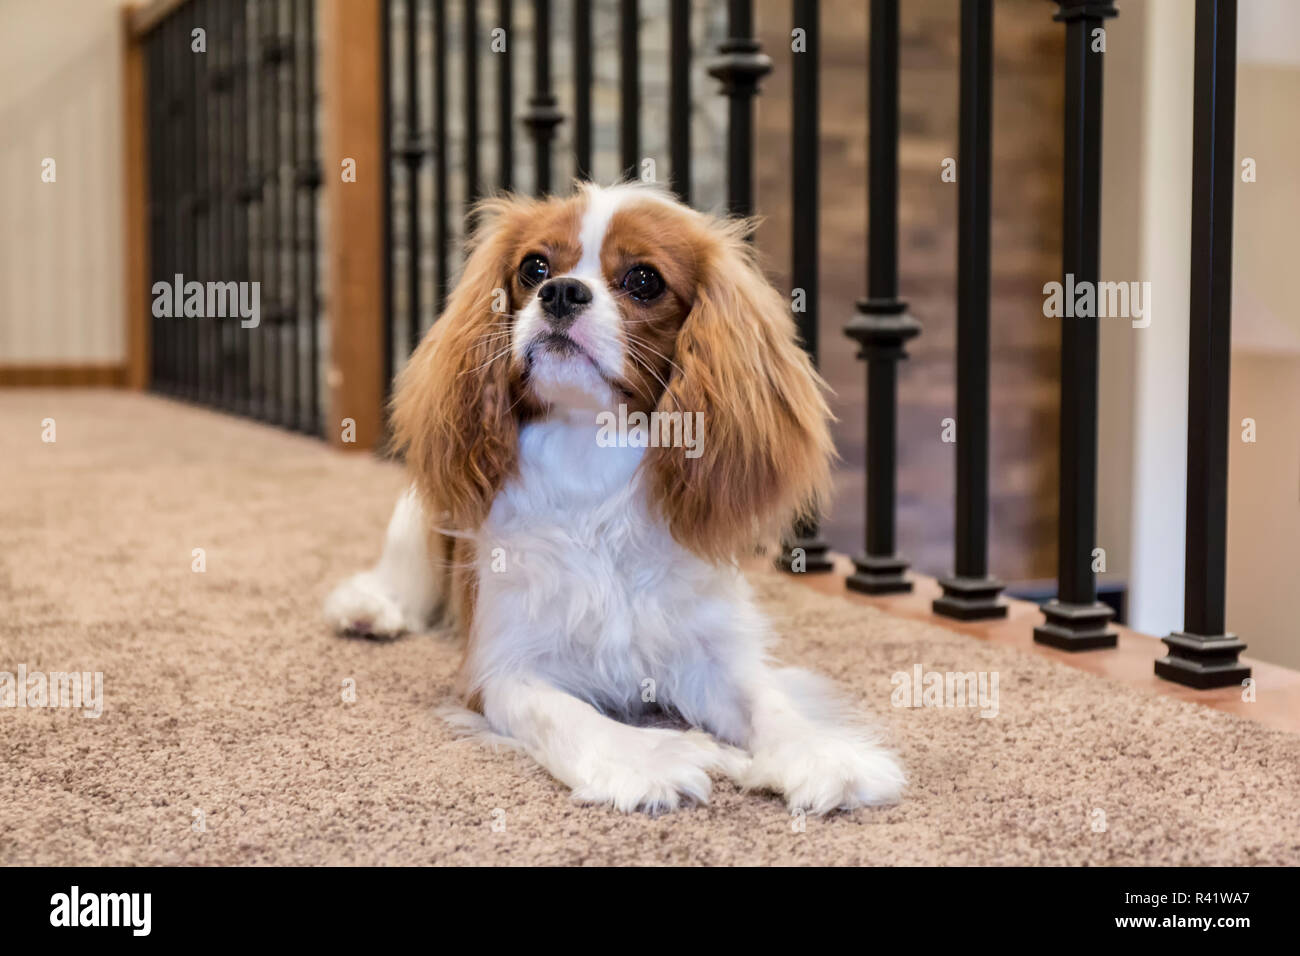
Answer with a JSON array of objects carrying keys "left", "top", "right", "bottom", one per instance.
[{"left": 3, "top": 389, "right": 1299, "bottom": 866}]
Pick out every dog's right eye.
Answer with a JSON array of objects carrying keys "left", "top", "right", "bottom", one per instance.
[{"left": 518, "top": 254, "right": 550, "bottom": 288}]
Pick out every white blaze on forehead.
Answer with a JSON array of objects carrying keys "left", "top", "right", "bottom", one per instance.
[
  {"left": 572, "top": 186, "right": 628, "bottom": 278},
  {"left": 571, "top": 183, "right": 675, "bottom": 279}
]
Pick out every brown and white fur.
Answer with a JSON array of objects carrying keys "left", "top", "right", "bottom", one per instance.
[{"left": 324, "top": 182, "right": 904, "bottom": 814}]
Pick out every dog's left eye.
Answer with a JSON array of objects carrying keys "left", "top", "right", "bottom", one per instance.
[{"left": 621, "top": 265, "right": 665, "bottom": 302}]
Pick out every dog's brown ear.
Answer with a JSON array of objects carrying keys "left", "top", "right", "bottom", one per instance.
[
  {"left": 644, "top": 229, "right": 834, "bottom": 562},
  {"left": 390, "top": 196, "right": 535, "bottom": 532}
]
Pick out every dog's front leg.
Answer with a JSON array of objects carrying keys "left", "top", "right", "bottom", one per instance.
[
  {"left": 680, "top": 656, "right": 905, "bottom": 815},
  {"left": 481, "top": 675, "right": 730, "bottom": 813},
  {"left": 324, "top": 486, "right": 445, "bottom": 638},
  {"left": 739, "top": 665, "right": 905, "bottom": 814}
]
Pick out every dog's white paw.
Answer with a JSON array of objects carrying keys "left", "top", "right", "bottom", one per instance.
[
  {"left": 711, "top": 741, "right": 754, "bottom": 785},
  {"left": 323, "top": 572, "right": 419, "bottom": 639},
  {"left": 744, "top": 733, "right": 905, "bottom": 815},
  {"left": 569, "top": 728, "right": 729, "bottom": 814}
]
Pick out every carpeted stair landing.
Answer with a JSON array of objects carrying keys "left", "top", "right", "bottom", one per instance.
[{"left": 2, "top": 390, "right": 1298, "bottom": 866}]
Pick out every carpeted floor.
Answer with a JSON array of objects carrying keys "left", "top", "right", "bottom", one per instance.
[{"left": 3, "top": 389, "right": 1299, "bottom": 866}]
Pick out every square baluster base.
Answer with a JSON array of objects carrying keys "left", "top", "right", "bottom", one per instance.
[
  {"left": 933, "top": 574, "right": 1009, "bottom": 620},
  {"left": 846, "top": 553, "right": 912, "bottom": 595},
  {"left": 777, "top": 535, "right": 834, "bottom": 574},
  {"left": 1155, "top": 631, "right": 1251, "bottom": 689},
  {"left": 1033, "top": 599, "right": 1117, "bottom": 651}
]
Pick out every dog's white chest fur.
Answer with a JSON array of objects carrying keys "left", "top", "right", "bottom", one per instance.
[
  {"left": 470, "top": 414, "right": 760, "bottom": 728},
  {"left": 326, "top": 413, "right": 906, "bottom": 813}
]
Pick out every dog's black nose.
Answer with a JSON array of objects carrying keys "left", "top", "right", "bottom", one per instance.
[{"left": 537, "top": 277, "right": 592, "bottom": 328}]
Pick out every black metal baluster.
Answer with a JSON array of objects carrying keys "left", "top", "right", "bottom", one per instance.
[
  {"left": 290, "top": 0, "right": 311, "bottom": 427},
  {"left": 669, "top": 0, "right": 690, "bottom": 202},
  {"left": 1156, "top": 0, "right": 1249, "bottom": 689},
  {"left": 280, "top": 0, "right": 296, "bottom": 424},
  {"left": 175, "top": 11, "right": 189, "bottom": 398},
  {"left": 464, "top": 0, "right": 481, "bottom": 208},
  {"left": 290, "top": 0, "right": 304, "bottom": 426},
  {"left": 245, "top": 0, "right": 258, "bottom": 414},
  {"left": 381, "top": 0, "right": 395, "bottom": 392},
  {"left": 573, "top": 0, "right": 592, "bottom": 181},
  {"left": 161, "top": 15, "right": 174, "bottom": 395},
  {"left": 221, "top": 0, "right": 237, "bottom": 413},
  {"left": 1034, "top": 0, "right": 1118, "bottom": 648},
  {"left": 497, "top": 0, "right": 513, "bottom": 191},
  {"left": 148, "top": 25, "right": 162, "bottom": 392},
  {"left": 934, "top": 0, "right": 1007, "bottom": 619},
  {"left": 207, "top": 0, "right": 222, "bottom": 410},
  {"left": 432, "top": 0, "right": 449, "bottom": 317},
  {"left": 708, "top": 0, "right": 771, "bottom": 218},
  {"left": 254, "top": 0, "right": 269, "bottom": 420},
  {"left": 236, "top": 0, "right": 255, "bottom": 416},
  {"left": 173, "top": 9, "right": 187, "bottom": 398},
  {"left": 283, "top": 4, "right": 297, "bottom": 421},
  {"left": 620, "top": 0, "right": 639, "bottom": 179},
  {"left": 157, "top": 17, "right": 168, "bottom": 395},
  {"left": 299, "top": 0, "right": 322, "bottom": 435},
  {"left": 175, "top": 12, "right": 190, "bottom": 398},
  {"left": 201, "top": 0, "right": 214, "bottom": 405},
  {"left": 269, "top": 0, "right": 286, "bottom": 423},
  {"left": 147, "top": 29, "right": 163, "bottom": 392},
  {"left": 276, "top": 0, "right": 295, "bottom": 426},
  {"left": 186, "top": 3, "right": 201, "bottom": 401},
  {"left": 156, "top": 18, "right": 165, "bottom": 395},
  {"left": 196, "top": 0, "right": 213, "bottom": 407},
  {"left": 204, "top": 1, "right": 219, "bottom": 405},
  {"left": 184, "top": 4, "right": 197, "bottom": 399},
  {"left": 254, "top": 0, "right": 270, "bottom": 419},
  {"left": 222, "top": 5, "right": 235, "bottom": 407},
  {"left": 844, "top": 0, "right": 921, "bottom": 595},
  {"left": 218, "top": 0, "right": 232, "bottom": 411},
  {"left": 523, "top": 0, "right": 561, "bottom": 196},
  {"left": 210, "top": 0, "right": 223, "bottom": 411},
  {"left": 779, "top": 0, "right": 832, "bottom": 575},
  {"left": 167, "top": 13, "right": 185, "bottom": 397},
  {"left": 401, "top": 0, "right": 424, "bottom": 353},
  {"left": 212, "top": 0, "right": 233, "bottom": 412},
  {"left": 263, "top": 0, "right": 279, "bottom": 421},
  {"left": 256, "top": 0, "right": 269, "bottom": 418}
]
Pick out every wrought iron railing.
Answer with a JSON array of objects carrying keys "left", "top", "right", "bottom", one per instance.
[
  {"left": 138, "top": 0, "right": 1250, "bottom": 690},
  {"left": 143, "top": 0, "right": 322, "bottom": 434}
]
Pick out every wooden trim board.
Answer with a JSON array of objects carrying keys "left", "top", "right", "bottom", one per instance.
[
  {"left": 776, "top": 554, "right": 1300, "bottom": 735},
  {"left": 0, "top": 365, "right": 130, "bottom": 387}
]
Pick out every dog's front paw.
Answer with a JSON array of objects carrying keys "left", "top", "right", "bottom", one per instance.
[
  {"left": 744, "top": 733, "right": 904, "bottom": 815},
  {"left": 323, "top": 572, "right": 417, "bottom": 639},
  {"left": 569, "top": 729, "right": 727, "bottom": 814}
]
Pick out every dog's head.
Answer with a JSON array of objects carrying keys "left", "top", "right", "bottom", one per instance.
[{"left": 392, "top": 182, "right": 832, "bottom": 561}]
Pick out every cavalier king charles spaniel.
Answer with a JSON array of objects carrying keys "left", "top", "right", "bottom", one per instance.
[{"left": 325, "top": 182, "right": 904, "bottom": 814}]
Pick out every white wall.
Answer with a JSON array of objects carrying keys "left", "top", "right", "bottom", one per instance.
[
  {"left": 1125, "top": 0, "right": 1197, "bottom": 637},
  {"left": 1228, "top": 354, "right": 1300, "bottom": 669},
  {"left": 1099, "top": 0, "right": 1195, "bottom": 636},
  {"left": 1225, "top": 19, "right": 1300, "bottom": 668},
  {"left": 1096, "top": 0, "right": 1142, "bottom": 621},
  {"left": 0, "top": 0, "right": 127, "bottom": 365}
]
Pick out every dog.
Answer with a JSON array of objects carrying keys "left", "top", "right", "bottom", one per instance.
[{"left": 325, "top": 182, "right": 904, "bottom": 814}]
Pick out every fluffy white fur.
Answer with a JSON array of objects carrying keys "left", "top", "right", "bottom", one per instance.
[
  {"left": 325, "top": 184, "right": 905, "bottom": 814},
  {"left": 323, "top": 487, "right": 442, "bottom": 639}
]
